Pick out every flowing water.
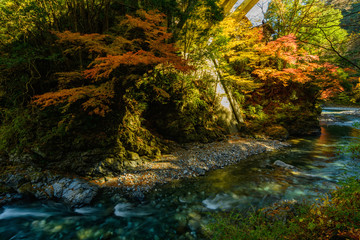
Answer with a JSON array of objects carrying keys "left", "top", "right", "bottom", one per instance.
[{"left": 1, "top": 108, "right": 360, "bottom": 240}]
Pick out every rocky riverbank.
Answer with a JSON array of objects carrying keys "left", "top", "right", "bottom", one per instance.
[
  {"left": 0, "top": 136, "right": 289, "bottom": 207},
  {"left": 0, "top": 167, "right": 99, "bottom": 207},
  {"left": 94, "top": 136, "right": 289, "bottom": 200}
]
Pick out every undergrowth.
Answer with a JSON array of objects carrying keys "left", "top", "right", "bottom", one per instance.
[{"left": 206, "top": 177, "right": 360, "bottom": 240}]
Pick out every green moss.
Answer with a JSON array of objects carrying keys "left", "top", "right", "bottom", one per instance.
[
  {"left": 17, "top": 182, "right": 34, "bottom": 194},
  {"left": 0, "top": 184, "right": 13, "bottom": 194},
  {"left": 265, "top": 125, "right": 289, "bottom": 140}
]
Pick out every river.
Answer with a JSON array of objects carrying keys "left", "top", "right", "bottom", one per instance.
[{"left": 1, "top": 107, "right": 359, "bottom": 239}]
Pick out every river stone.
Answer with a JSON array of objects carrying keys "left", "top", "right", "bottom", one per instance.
[
  {"left": 263, "top": 200, "right": 299, "bottom": 222},
  {"left": 52, "top": 179, "right": 71, "bottom": 198},
  {"left": 273, "top": 160, "right": 297, "bottom": 170},
  {"left": 51, "top": 178, "right": 99, "bottom": 206},
  {"left": 44, "top": 185, "right": 54, "bottom": 197},
  {"left": 0, "top": 193, "right": 23, "bottom": 207}
]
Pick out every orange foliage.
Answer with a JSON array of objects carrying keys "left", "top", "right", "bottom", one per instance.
[
  {"left": 84, "top": 9, "right": 191, "bottom": 80},
  {"left": 33, "top": 10, "right": 190, "bottom": 116},
  {"left": 259, "top": 34, "right": 299, "bottom": 65},
  {"left": 253, "top": 34, "right": 343, "bottom": 99},
  {"left": 53, "top": 31, "right": 108, "bottom": 54},
  {"left": 32, "top": 84, "right": 114, "bottom": 117}
]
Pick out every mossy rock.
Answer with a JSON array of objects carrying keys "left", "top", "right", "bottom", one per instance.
[
  {"left": 0, "top": 184, "right": 14, "bottom": 194},
  {"left": 265, "top": 125, "right": 289, "bottom": 140},
  {"left": 17, "top": 182, "right": 34, "bottom": 194}
]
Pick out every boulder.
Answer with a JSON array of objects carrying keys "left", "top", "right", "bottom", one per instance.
[
  {"left": 1, "top": 171, "right": 99, "bottom": 207},
  {"left": 50, "top": 178, "right": 99, "bottom": 206}
]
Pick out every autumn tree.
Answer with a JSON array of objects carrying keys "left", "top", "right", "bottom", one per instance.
[
  {"left": 32, "top": 10, "right": 189, "bottom": 117},
  {"left": 211, "top": 12, "right": 345, "bottom": 135},
  {"left": 265, "top": 0, "right": 349, "bottom": 64}
]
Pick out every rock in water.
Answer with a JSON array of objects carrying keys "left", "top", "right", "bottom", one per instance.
[
  {"left": 51, "top": 178, "right": 99, "bottom": 206},
  {"left": 2, "top": 172, "right": 99, "bottom": 207},
  {"left": 273, "top": 160, "right": 297, "bottom": 170}
]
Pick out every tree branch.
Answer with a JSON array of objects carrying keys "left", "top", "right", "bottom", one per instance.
[{"left": 318, "top": 27, "right": 360, "bottom": 70}]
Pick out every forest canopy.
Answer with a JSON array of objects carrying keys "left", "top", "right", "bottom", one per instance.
[{"left": 0, "top": 0, "right": 358, "bottom": 175}]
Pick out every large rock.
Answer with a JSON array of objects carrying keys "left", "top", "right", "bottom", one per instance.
[
  {"left": 51, "top": 178, "right": 98, "bottom": 206},
  {"left": 1, "top": 171, "right": 99, "bottom": 207}
]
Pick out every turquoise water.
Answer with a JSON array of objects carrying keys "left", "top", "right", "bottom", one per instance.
[{"left": 1, "top": 108, "right": 360, "bottom": 239}]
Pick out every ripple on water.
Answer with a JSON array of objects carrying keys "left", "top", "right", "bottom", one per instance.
[
  {"left": 202, "top": 193, "right": 248, "bottom": 210},
  {"left": 74, "top": 207, "right": 100, "bottom": 215},
  {"left": 114, "top": 203, "right": 152, "bottom": 217},
  {"left": 0, "top": 207, "right": 51, "bottom": 220}
]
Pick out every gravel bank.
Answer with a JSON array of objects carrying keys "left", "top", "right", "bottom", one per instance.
[
  {"left": 0, "top": 137, "right": 289, "bottom": 206},
  {"left": 96, "top": 136, "right": 290, "bottom": 199}
]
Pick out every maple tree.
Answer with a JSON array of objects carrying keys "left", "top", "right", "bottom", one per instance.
[
  {"left": 250, "top": 34, "right": 346, "bottom": 134},
  {"left": 32, "top": 10, "right": 190, "bottom": 117},
  {"left": 252, "top": 34, "right": 344, "bottom": 100},
  {"left": 210, "top": 13, "right": 346, "bottom": 134},
  {"left": 264, "top": 0, "right": 360, "bottom": 71}
]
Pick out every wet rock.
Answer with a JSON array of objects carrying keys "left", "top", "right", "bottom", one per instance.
[
  {"left": 51, "top": 178, "right": 99, "bottom": 206},
  {"left": 273, "top": 160, "right": 297, "bottom": 170},
  {"left": 320, "top": 114, "right": 340, "bottom": 123},
  {"left": 1, "top": 169, "right": 99, "bottom": 207},
  {"left": 175, "top": 213, "right": 188, "bottom": 234},
  {"left": 272, "top": 161, "right": 325, "bottom": 180},
  {"left": 17, "top": 182, "right": 34, "bottom": 195}
]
